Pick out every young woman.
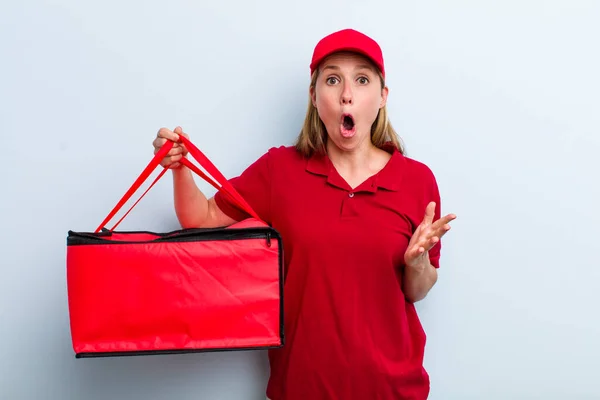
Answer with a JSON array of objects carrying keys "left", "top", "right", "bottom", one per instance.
[{"left": 152, "top": 28, "right": 456, "bottom": 400}]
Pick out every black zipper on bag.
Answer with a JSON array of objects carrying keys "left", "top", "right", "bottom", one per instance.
[{"left": 66, "top": 227, "right": 280, "bottom": 246}]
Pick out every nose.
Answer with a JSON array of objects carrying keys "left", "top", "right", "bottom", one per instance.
[{"left": 340, "top": 81, "right": 353, "bottom": 105}]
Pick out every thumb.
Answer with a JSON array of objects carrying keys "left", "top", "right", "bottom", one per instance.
[
  {"left": 174, "top": 126, "right": 190, "bottom": 141},
  {"left": 173, "top": 126, "right": 183, "bottom": 139}
]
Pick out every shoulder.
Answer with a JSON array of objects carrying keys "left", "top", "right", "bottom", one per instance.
[
  {"left": 255, "top": 145, "right": 306, "bottom": 168},
  {"left": 241, "top": 145, "right": 301, "bottom": 169},
  {"left": 241, "top": 145, "right": 306, "bottom": 180},
  {"left": 402, "top": 155, "right": 436, "bottom": 181},
  {"left": 382, "top": 142, "right": 436, "bottom": 183},
  {"left": 397, "top": 153, "right": 439, "bottom": 196},
  {"left": 264, "top": 145, "right": 304, "bottom": 160}
]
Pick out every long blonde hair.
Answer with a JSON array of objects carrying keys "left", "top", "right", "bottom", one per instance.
[{"left": 294, "top": 68, "right": 404, "bottom": 157}]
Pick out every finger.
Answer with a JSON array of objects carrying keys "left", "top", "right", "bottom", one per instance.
[
  {"left": 416, "top": 245, "right": 426, "bottom": 254},
  {"left": 419, "top": 224, "right": 449, "bottom": 247},
  {"left": 439, "top": 213, "right": 457, "bottom": 224},
  {"left": 173, "top": 126, "right": 186, "bottom": 142},
  {"left": 426, "top": 236, "right": 439, "bottom": 250},
  {"left": 410, "top": 227, "right": 441, "bottom": 253},
  {"left": 426, "top": 225, "right": 453, "bottom": 250},
  {"left": 157, "top": 127, "right": 179, "bottom": 142},
  {"left": 153, "top": 136, "right": 167, "bottom": 150},
  {"left": 430, "top": 213, "right": 456, "bottom": 233},
  {"left": 408, "top": 235, "right": 432, "bottom": 256},
  {"left": 173, "top": 126, "right": 189, "bottom": 138},
  {"left": 154, "top": 137, "right": 182, "bottom": 151},
  {"left": 404, "top": 248, "right": 421, "bottom": 264},
  {"left": 167, "top": 146, "right": 184, "bottom": 156},
  {"left": 406, "top": 242, "right": 433, "bottom": 266},
  {"left": 160, "top": 154, "right": 183, "bottom": 166},
  {"left": 154, "top": 142, "right": 178, "bottom": 155},
  {"left": 422, "top": 202, "right": 436, "bottom": 225}
]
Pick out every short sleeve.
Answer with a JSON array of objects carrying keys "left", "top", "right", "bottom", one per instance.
[
  {"left": 427, "top": 171, "right": 442, "bottom": 269},
  {"left": 214, "top": 150, "right": 272, "bottom": 224}
]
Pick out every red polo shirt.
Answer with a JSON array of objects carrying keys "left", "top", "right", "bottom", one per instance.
[{"left": 214, "top": 144, "right": 442, "bottom": 400}]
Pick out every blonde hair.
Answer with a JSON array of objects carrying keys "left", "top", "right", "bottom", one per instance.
[{"left": 294, "top": 68, "right": 404, "bottom": 157}]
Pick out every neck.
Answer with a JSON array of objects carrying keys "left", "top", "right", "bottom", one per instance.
[
  {"left": 326, "top": 139, "right": 377, "bottom": 171},
  {"left": 325, "top": 139, "right": 391, "bottom": 190}
]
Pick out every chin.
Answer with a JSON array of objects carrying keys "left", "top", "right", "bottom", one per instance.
[{"left": 328, "top": 132, "right": 366, "bottom": 152}]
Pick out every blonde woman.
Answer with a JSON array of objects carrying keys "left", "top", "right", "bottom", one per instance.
[{"left": 153, "top": 28, "right": 456, "bottom": 400}]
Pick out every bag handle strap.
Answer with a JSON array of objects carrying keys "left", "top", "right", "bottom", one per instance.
[
  {"left": 95, "top": 136, "right": 261, "bottom": 233},
  {"left": 178, "top": 134, "right": 261, "bottom": 222}
]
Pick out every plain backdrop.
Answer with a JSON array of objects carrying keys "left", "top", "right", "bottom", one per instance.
[{"left": 1, "top": 0, "right": 599, "bottom": 399}]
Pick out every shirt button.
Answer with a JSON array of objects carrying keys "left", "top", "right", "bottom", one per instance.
[{"left": 348, "top": 192, "right": 354, "bottom": 198}]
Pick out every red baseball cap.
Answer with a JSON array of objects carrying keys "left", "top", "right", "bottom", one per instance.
[{"left": 309, "top": 28, "right": 385, "bottom": 78}]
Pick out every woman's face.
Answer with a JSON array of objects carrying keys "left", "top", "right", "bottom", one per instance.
[{"left": 311, "top": 52, "right": 388, "bottom": 153}]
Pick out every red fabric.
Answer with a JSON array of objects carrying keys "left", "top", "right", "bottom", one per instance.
[
  {"left": 214, "top": 145, "right": 442, "bottom": 400},
  {"left": 67, "top": 219, "right": 282, "bottom": 355},
  {"left": 95, "top": 134, "right": 262, "bottom": 234},
  {"left": 310, "top": 28, "right": 385, "bottom": 77},
  {"left": 68, "top": 136, "right": 282, "bottom": 357}
]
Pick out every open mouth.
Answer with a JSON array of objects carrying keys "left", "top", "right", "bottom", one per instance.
[{"left": 341, "top": 114, "right": 355, "bottom": 132}]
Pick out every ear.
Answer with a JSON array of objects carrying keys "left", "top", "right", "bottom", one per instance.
[
  {"left": 380, "top": 86, "right": 389, "bottom": 108},
  {"left": 310, "top": 85, "right": 317, "bottom": 107}
]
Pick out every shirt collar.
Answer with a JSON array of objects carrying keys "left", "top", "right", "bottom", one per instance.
[{"left": 305, "top": 143, "right": 404, "bottom": 192}]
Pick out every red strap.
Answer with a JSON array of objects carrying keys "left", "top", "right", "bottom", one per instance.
[
  {"left": 95, "top": 141, "right": 174, "bottom": 232},
  {"left": 95, "top": 137, "right": 262, "bottom": 233},
  {"left": 178, "top": 135, "right": 261, "bottom": 221},
  {"left": 109, "top": 166, "right": 169, "bottom": 231},
  {"left": 178, "top": 157, "right": 258, "bottom": 221}
]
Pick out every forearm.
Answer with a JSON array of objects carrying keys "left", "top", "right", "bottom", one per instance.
[
  {"left": 402, "top": 262, "right": 438, "bottom": 303},
  {"left": 172, "top": 167, "right": 209, "bottom": 228}
]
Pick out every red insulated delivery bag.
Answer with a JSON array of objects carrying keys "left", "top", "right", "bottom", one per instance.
[{"left": 66, "top": 136, "right": 284, "bottom": 358}]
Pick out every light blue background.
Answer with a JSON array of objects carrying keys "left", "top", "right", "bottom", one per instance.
[{"left": 1, "top": 0, "right": 599, "bottom": 399}]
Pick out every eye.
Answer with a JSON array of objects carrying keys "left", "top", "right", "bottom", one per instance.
[
  {"left": 326, "top": 77, "right": 339, "bottom": 85},
  {"left": 357, "top": 76, "right": 369, "bottom": 84}
]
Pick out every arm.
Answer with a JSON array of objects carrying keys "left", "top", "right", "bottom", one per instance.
[
  {"left": 172, "top": 167, "right": 237, "bottom": 229},
  {"left": 403, "top": 259, "right": 438, "bottom": 303},
  {"left": 402, "top": 201, "right": 456, "bottom": 303},
  {"left": 153, "top": 126, "right": 237, "bottom": 229}
]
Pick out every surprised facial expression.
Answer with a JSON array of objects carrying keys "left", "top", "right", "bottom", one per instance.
[{"left": 311, "top": 52, "right": 388, "bottom": 152}]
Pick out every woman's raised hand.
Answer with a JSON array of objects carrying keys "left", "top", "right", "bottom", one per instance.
[
  {"left": 152, "top": 126, "right": 189, "bottom": 169},
  {"left": 404, "top": 202, "right": 456, "bottom": 270}
]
